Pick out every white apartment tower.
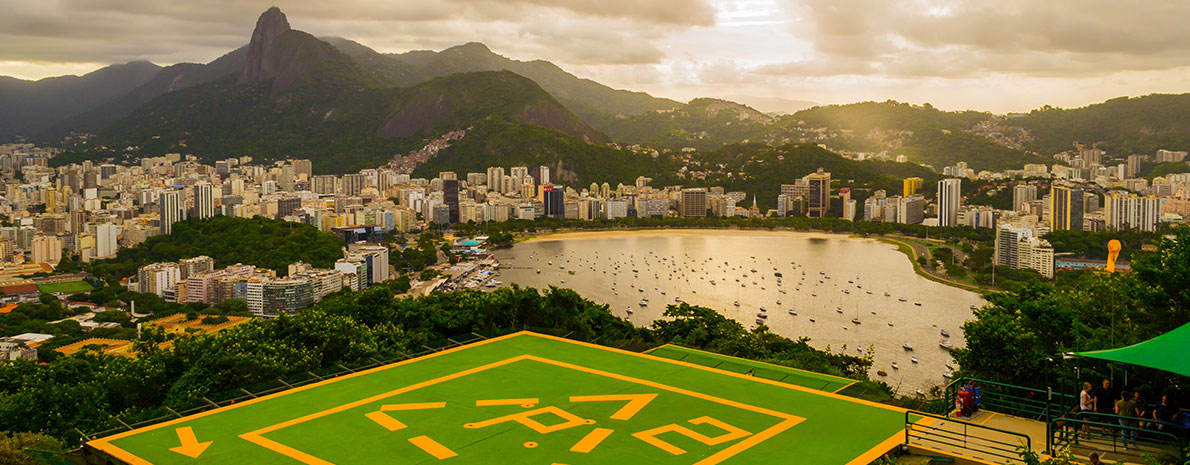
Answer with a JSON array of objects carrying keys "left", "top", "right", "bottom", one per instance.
[
  {"left": 937, "top": 178, "right": 962, "bottom": 227},
  {"left": 193, "top": 183, "right": 214, "bottom": 220},
  {"left": 159, "top": 190, "right": 183, "bottom": 235}
]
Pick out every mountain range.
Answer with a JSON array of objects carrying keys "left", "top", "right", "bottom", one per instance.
[{"left": 3, "top": 7, "right": 1190, "bottom": 180}]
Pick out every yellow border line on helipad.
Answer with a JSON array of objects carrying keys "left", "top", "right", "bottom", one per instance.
[
  {"left": 534, "top": 333, "right": 908, "bottom": 414},
  {"left": 87, "top": 331, "right": 526, "bottom": 464},
  {"left": 239, "top": 353, "right": 806, "bottom": 465},
  {"left": 644, "top": 343, "right": 859, "bottom": 392},
  {"left": 90, "top": 331, "right": 912, "bottom": 464}
]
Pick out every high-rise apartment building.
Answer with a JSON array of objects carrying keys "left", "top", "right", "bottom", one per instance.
[
  {"left": 291, "top": 159, "right": 312, "bottom": 180},
  {"left": 95, "top": 223, "right": 118, "bottom": 258},
  {"left": 159, "top": 190, "right": 182, "bottom": 235},
  {"left": 342, "top": 174, "right": 366, "bottom": 196},
  {"left": 486, "top": 167, "right": 505, "bottom": 192},
  {"left": 312, "top": 175, "right": 337, "bottom": 195},
  {"left": 994, "top": 224, "right": 1053, "bottom": 279},
  {"left": 193, "top": 183, "right": 214, "bottom": 220},
  {"left": 937, "top": 178, "right": 961, "bottom": 227},
  {"left": 1012, "top": 184, "right": 1037, "bottom": 212},
  {"left": 31, "top": 235, "right": 62, "bottom": 265},
  {"left": 1104, "top": 192, "right": 1164, "bottom": 232}
]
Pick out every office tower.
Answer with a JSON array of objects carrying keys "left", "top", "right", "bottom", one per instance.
[
  {"left": 342, "top": 174, "right": 366, "bottom": 196},
  {"left": 806, "top": 168, "right": 831, "bottom": 218},
  {"left": 95, "top": 223, "right": 118, "bottom": 258},
  {"left": 903, "top": 177, "right": 924, "bottom": 197},
  {"left": 936, "top": 178, "right": 961, "bottom": 227},
  {"left": 543, "top": 184, "right": 564, "bottom": 218},
  {"left": 1013, "top": 184, "right": 1038, "bottom": 212},
  {"left": 681, "top": 188, "right": 707, "bottom": 217},
  {"left": 159, "top": 191, "right": 182, "bottom": 235},
  {"left": 443, "top": 179, "right": 460, "bottom": 223},
  {"left": 539, "top": 166, "right": 550, "bottom": 185},
  {"left": 193, "top": 183, "right": 214, "bottom": 220},
  {"left": 1050, "top": 184, "right": 1084, "bottom": 231}
]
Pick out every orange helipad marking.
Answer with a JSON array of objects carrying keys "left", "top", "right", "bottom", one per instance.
[
  {"left": 633, "top": 416, "right": 752, "bottom": 456},
  {"left": 467, "top": 405, "right": 590, "bottom": 434},
  {"left": 570, "top": 393, "right": 658, "bottom": 420},
  {"left": 476, "top": 398, "right": 539, "bottom": 407},
  {"left": 366, "top": 402, "right": 446, "bottom": 431},
  {"left": 408, "top": 435, "right": 456, "bottom": 459},
  {"left": 570, "top": 427, "right": 614, "bottom": 453}
]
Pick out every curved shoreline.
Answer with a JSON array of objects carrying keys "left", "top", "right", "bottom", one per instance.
[{"left": 523, "top": 228, "right": 857, "bottom": 242}]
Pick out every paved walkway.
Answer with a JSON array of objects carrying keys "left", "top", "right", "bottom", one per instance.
[{"left": 907, "top": 410, "right": 1047, "bottom": 464}]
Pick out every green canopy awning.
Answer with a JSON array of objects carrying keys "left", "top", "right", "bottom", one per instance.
[{"left": 1074, "top": 322, "right": 1190, "bottom": 377}]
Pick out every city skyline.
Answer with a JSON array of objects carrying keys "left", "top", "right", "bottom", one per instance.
[{"left": 2, "top": 0, "right": 1190, "bottom": 113}]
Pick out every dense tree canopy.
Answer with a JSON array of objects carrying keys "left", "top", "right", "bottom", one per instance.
[
  {"left": 87, "top": 216, "right": 344, "bottom": 283},
  {"left": 953, "top": 226, "right": 1190, "bottom": 405},
  {"left": 0, "top": 283, "right": 875, "bottom": 445}
]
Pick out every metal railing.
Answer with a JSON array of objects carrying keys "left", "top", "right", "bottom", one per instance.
[
  {"left": 906, "top": 410, "right": 1032, "bottom": 464},
  {"left": 945, "top": 377, "right": 1074, "bottom": 423},
  {"left": 1049, "top": 412, "right": 1187, "bottom": 463}
]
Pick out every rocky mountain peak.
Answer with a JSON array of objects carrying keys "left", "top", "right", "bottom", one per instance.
[{"left": 238, "top": 7, "right": 291, "bottom": 84}]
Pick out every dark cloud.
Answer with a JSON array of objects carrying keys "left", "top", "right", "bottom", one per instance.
[{"left": 0, "top": 0, "right": 711, "bottom": 67}]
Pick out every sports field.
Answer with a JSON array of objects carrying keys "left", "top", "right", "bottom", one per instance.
[
  {"left": 90, "top": 332, "right": 919, "bottom": 465},
  {"left": 37, "top": 281, "right": 95, "bottom": 294}
]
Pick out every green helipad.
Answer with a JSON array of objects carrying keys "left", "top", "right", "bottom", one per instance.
[
  {"left": 90, "top": 332, "right": 916, "bottom": 465},
  {"left": 644, "top": 344, "right": 857, "bottom": 393}
]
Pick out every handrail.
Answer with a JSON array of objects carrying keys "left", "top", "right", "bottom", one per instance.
[
  {"left": 1066, "top": 410, "right": 1187, "bottom": 436},
  {"left": 906, "top": 410, "right": 1032, "bottom": 463},
  {"left": 1049, "top": 415, "right": 1186, "bottom": 461},
  {"left": 945, "top": 377, "right": 1073, "bottom": 422}
]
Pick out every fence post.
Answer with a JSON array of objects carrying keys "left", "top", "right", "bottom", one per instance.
[{"left": 904, "top": 411, "right": 910, "bottom": 446}]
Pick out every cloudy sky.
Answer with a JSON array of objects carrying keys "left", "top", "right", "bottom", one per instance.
[{"left": 3, "top": 0, "right": 1190, "bottom": 113}]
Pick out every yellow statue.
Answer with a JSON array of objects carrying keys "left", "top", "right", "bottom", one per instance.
[{"left": 1106, "top": 239, "right": 1122, "bottom": 273}]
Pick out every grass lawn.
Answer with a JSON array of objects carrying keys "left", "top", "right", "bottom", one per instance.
[
  {"left": 91, "top": 332, "right": 919, "bottom": 465},
  {"left": 36, "top": 281, "right": 95, "bottom": 294}
]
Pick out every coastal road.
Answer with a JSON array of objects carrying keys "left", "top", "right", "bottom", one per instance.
[{"left": 883, "top": 236, "right": 989, "bottom": 293}]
